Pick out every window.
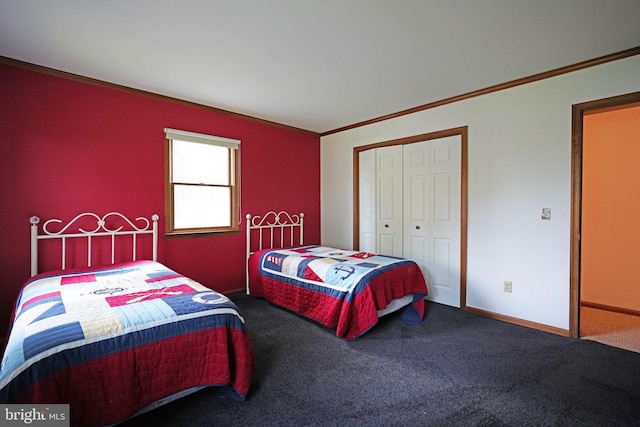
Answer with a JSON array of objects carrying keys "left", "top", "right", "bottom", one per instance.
[{"left": 164, "top": 128, "right": 240, "bottom": 236}]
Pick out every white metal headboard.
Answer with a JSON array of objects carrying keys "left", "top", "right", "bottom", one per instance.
[
  {"left": 245, "top": 211, "right": 304, "bottom": 293},
  {"left": 30, "top": 212, "right": 159, "bottom": 276}
]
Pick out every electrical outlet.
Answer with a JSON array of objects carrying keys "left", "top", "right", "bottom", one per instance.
[{"left": 503, "top": 280, "right": 513, "bottom": 293}]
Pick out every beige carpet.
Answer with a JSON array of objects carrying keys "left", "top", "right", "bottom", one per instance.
[{"left": 580, "top": 306, "right": 640, "bottom": 353}]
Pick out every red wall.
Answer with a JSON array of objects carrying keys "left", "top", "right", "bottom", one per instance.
[{"left": 0, "top": 61, "right": 320, "bottom": 333}]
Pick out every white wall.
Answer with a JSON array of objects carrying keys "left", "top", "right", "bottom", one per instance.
[{"left": 320, "top": 55, "right": 640, "bottom": 330}]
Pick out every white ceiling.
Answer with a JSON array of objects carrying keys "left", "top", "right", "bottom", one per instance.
[{"left": 1, "top": 1, "right": 639, "bottom": 134}]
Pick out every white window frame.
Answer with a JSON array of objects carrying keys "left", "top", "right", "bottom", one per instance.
[{"left": 164, "top": 128, "right": 240, "bottom": 236}]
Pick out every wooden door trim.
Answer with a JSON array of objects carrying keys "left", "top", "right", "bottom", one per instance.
[
  {"left": 570, "top": 92, "right": 640, "bottom": 338},
  {"left": 353, "top": 126, "right": 468, "bottom": 308}
]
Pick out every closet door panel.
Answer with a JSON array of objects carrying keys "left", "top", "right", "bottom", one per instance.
[
  {"left": 433, "top": 173, "right": 452, "bottom": 221},
  {"left": 433, "top": 237, "right": 453, "bottom": 291},
  {"left": 376, "top": 145, "right": 403, "bottom": 256},
  {"left": 408, "top": 235, "right": 429, "bottom": 274},
  {"left": 359, "top": 149, "right": 376, "bottom": 253},
  {"left": 427, "top": 136, "right": 461, "bottom": 307},
  {"left": 403, "top": 141, "right": 431, "bottom": 285},
  {"left": 409, "top": 175, "right": 427, "bottom": 220}
]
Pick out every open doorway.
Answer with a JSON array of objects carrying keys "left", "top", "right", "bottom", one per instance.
[{"left": 570, "top": 92, "right": 640, "bottom": 351}]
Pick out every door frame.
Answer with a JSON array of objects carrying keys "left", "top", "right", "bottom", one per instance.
[
  {"left": 353, "top": 126, "right": 468, "bottom": 309},
  {"left": 569, "top": 91, "right": 640, "bottom": 338}
]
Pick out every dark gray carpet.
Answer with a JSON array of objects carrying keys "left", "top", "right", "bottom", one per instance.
[{"left": 121, "top": 294, "right": 640, "bottom": 427}]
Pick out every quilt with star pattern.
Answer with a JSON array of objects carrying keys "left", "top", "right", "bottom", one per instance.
[
  {"left": 0, "top": 260, "right": 254, "bottom": 427},
  {"left": 248, "top": 245, "right": 428, "bottom": 339}
]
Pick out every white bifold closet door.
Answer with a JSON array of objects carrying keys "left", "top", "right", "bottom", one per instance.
[
  {"left": 376, "top": 145, "right": 404, "bottom": 257},
  {"left": 359, "top": 135, "right": 461, "bottom": 307}
]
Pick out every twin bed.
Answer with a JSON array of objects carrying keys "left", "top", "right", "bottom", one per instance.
[
  {"left": 0, "top": 213, "right": 254, "bottom": 426},
  {"left": 245, "top": 211, "right": 429, "bottom": 339},
  {"left": 0, "top": 210, "right": 428, "bottom": 426}
]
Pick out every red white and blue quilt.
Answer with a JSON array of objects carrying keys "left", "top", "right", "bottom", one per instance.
[
  {"left": 248, "top": 246, "right": 428, "bottom": 339},
  {"left": 0, "top": 260, "right": 254, "bottom": 427}
]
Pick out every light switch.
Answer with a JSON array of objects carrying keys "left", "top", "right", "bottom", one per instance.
[{"left": 541, "top": 208, "right": 551, "bottom": 220}]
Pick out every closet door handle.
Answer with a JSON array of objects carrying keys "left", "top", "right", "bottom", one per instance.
[
  {"left": 384, "top": 224, "right": 389, "bottom": 228},
  {"left": 416, "top": 226, "right": 421, "bottom": 230}
]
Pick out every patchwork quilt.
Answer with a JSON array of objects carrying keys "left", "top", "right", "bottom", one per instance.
[
  {"left": 0, "top": 260, "right": 254, "bottom": 427},
  {"left": 248, "top": 246, "right": 428, "bottom": 339}
]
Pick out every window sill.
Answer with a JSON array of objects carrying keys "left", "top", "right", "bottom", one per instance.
[{"left": 165, "top": 229, "right": 240, "bottom": 239}]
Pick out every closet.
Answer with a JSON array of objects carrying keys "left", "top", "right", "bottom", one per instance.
[{"left": 358, "top": 135, "right": 462, "bottom": 307}]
